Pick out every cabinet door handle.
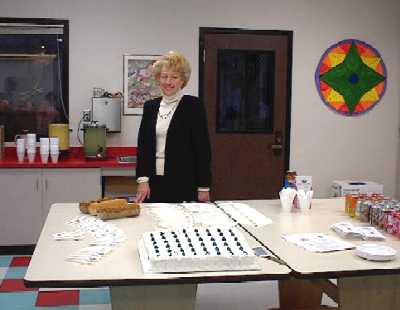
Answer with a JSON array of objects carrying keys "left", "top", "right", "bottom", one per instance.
[{"left": 36, "top": 178, "right": 39, "bottom": 191}]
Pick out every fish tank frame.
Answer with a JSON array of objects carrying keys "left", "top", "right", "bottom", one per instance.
[{"left": 0, "top": 17, "right": 69, "bottom": 142}]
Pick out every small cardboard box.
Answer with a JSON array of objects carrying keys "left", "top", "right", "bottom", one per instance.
[
  {"left": 332, "top": 180, "right": 383, "bottom": 197},
  {"left": 296, "top": 176, "right": 312, "bottom": 192}
]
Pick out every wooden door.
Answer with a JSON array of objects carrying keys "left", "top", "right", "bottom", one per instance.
[{"left": 200, "top": 29, "right": 292, "bottom": 200}]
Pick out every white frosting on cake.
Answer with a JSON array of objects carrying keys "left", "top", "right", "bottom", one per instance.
[{"left": 141, "top": 227, "right": 260, "bottom": 273}]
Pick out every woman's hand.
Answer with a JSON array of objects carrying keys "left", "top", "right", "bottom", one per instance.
[
  {"left": 135, "top": 182, "right": 150, "bottom": 203},
  {"left": 198, "top": 190, "right": 210, "bottom": 202}
]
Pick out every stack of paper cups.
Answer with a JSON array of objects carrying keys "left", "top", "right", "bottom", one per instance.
[
  {"left": 40, "top": 137, "right": 50, "bottom": 164},
  {"left": 26, "top": 133, "right": 37, "bottom": 163},
  {"left": 16, "top": 138, "right": 25, "bottom": 163},
  {"left": 50, "top": 137, "right": 59, "bottom": 163}
]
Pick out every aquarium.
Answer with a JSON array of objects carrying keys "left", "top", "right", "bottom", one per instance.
[{"left": 0, "top": 18, "right": 69, "bottom": 141}]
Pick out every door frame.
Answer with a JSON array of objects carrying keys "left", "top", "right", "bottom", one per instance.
[{"left": 198, "top": 27, "right": 293, "bottom": 185}]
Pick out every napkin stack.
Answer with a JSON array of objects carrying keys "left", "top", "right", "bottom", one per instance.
[{"left": 331, "top": 222, "right": 386, "bottom": 240}]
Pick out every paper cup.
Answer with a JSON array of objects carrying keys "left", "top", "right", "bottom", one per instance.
[
  {"left": 49, "top": 137, "right": 59, "bottom": 145},
  {"left": 299, "top": 200, "right": 311, "bottom": 212},
  {"left": 280, "top": 197, "right": 293, "bottom": 212},
  {"left": 41, "top": 152, "right": 49, "bottom": 164},
  {"left": 26, "top": 133, "right": 37, "bottom": 147},
  {"left": 50, "top": 152, "right": 59, "bottom": 163},
  {"left": 27, "top": 148, "right": 36, "bottom": 153},
  {"left": 17, "top": 151, "right": 25, "bottom": 163},
  {"left": 298, "top": 190, "right": 313, "bottom": 212},
  {"left": 16, "top": 144, "right": 25, "bottom": 153},
  {"left": 40, "top": 137, "right": 50, "bottom": 147},
  {"left": 40, "top": 146, "right": 50, "bottom": 153},
  {"left": 50, "top": 140, "right": 59, "bottom": 152},
  {"left": 50, "top": 146, "right": 59, "bottom": 153},
  {"left": 279, "top": 188, "right": 296, "bottom": 212},
  {"left": 27, "top": 151, "right": 36, "bottom": 163},
  {"left": 16, "top": 138, "right": 25, "bottom": 146}
]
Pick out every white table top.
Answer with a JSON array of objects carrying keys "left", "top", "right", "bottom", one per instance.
[
  {"left": 241, "top": 198, "right": 400, "bottom": 278},
  {"left": 25, "top": 203, "right": 290, "bottom": 287}
]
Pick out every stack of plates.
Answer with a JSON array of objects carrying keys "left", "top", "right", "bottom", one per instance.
[{"left": 355, "top": 244, "right": 397, "bottom": 261}]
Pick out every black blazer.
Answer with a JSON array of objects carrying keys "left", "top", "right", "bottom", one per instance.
[{"left": 136, "top": 95, "right": 212, "bottom": 188}]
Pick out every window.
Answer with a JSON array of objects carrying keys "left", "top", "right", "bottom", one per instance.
[
  {"left": 0, "top": 18, "right": 69, "bottom": 141},
  {"left": 217, "top": 49, "right": 275, "bottom": 133}
]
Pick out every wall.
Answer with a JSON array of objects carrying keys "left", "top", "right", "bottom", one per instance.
[{"left": 1, "top": 0, "right": 399, "bottom": 198}]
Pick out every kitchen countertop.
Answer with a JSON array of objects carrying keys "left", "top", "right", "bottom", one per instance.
[{"left": 0, "top": 146, "right": 136, "bottom": 169}]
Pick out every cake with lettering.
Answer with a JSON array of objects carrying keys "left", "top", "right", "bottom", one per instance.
[{"left": 140, "top": 227, "right": 260, "bottom": 273}]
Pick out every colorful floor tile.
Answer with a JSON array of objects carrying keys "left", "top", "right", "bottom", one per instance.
[
  {"left": 0, "top": 256, "right": 12, "bottom": 267},
  {"left": 0, "top": 291, "right": 39, "bottom": 309},
  {"left": 10, "top": 256, "right": 31, "bottom": 267},
  {"left": 79, "top": 288, "right": 110, "bottom": 305},
  {"left": 5, "top": 266, "right": 28, "bottom": 279},
  {"left": 36, "top": 290, "right": 80, "bottom": 307},
  {"left": 0, "top": 255, "right": 111, "bottom": 310},
  {"left": 0, "top": 279, "right": 38, "bottom": 292}
]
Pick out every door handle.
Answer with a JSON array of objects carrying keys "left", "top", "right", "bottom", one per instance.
[
  {"left": 271, "top": 144, "right": 282, "bottom": 150},
  {"left": 271, "top": 130, "right": 283, "bottom": 155}
]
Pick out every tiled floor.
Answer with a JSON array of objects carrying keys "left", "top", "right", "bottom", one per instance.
[
  {"left": 0, "top": 255, "right": 111, "bottom": 310},
  {"left": 1, "top": 254, "right": 337, "bottom": 310},
  {"left": 0, "top": 254, "right": 282, "bottom": 310}
]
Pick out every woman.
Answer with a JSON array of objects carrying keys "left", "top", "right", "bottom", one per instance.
[{"left": 135, "top": 51, "right": 212, "bottom": 203}]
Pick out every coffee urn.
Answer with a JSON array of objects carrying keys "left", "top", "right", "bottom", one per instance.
[
  {"left": 48, "top": 123, "right": 71, "bottom": 153},
  {"left": 83, "top": 122, "right": 106, "bottom": 159}
]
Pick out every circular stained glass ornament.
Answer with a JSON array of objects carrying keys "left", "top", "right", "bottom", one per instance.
[{"left": 315, "top": 39, "right": 387, "bottom": 116}]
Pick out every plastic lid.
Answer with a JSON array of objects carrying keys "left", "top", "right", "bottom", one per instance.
[{"left": 355, "top": 244, "right": 397, "bottom": 261}]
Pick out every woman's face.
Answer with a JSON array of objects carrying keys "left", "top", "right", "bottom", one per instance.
[{"left": 158, "top": 68, "right": 184, "bottom": 96}]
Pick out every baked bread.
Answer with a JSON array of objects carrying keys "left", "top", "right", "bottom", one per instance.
[
  {"left": 79, "top": 201, "right": 90, "bottom": 214},
  {"left": 79, "top": 197, "right": 113, "bottom": 214},
  {"left": 92, "top": 198, "right": 128, "bottom": 214},
  {"left": 97, "top": 202, "right": 140, "bottom": 220},
  {"left": 79, "top": 198, "right": 140, "bottom": 220}
]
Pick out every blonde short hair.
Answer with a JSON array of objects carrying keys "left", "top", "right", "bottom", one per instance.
[{"left": 153, "top": 51, "right": 191, "bottom": 88}]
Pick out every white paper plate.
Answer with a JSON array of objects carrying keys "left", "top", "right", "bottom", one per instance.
[{"left": 355, "top": 244, "right": 397, "bottom": 261}]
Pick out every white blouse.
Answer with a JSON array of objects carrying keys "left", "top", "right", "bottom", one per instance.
[{"left": 155, "top": 90, "right": 183, "bottom": 175}]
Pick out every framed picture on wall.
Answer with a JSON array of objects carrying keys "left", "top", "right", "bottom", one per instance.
[{"left": 123, "top": 54, "right": 161, "bottom": 115}]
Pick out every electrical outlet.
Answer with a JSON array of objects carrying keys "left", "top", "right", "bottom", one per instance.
[{"left": 82, "top": 110, "right": 91, "bottom": 122}]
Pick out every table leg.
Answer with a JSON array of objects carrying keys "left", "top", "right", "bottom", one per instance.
[
  {"left": 338, "top": 274, "right": 400, "bottom": 310},
  {"left": 277, "top": 278, "right": 324, "bottom": 309},
  {"left": 110, "top": 284, "right": 197, "bottom": 310}
]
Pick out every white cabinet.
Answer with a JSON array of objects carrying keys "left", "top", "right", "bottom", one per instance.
[
  {"left": 0, "top": 168, "right": 101, "bottom": 245},
  {"left": 0, "top": 169, "right": 42, "bottom": 245},
  {"left": 41, "top": 169, "right": 101, "bottom": 224}
]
